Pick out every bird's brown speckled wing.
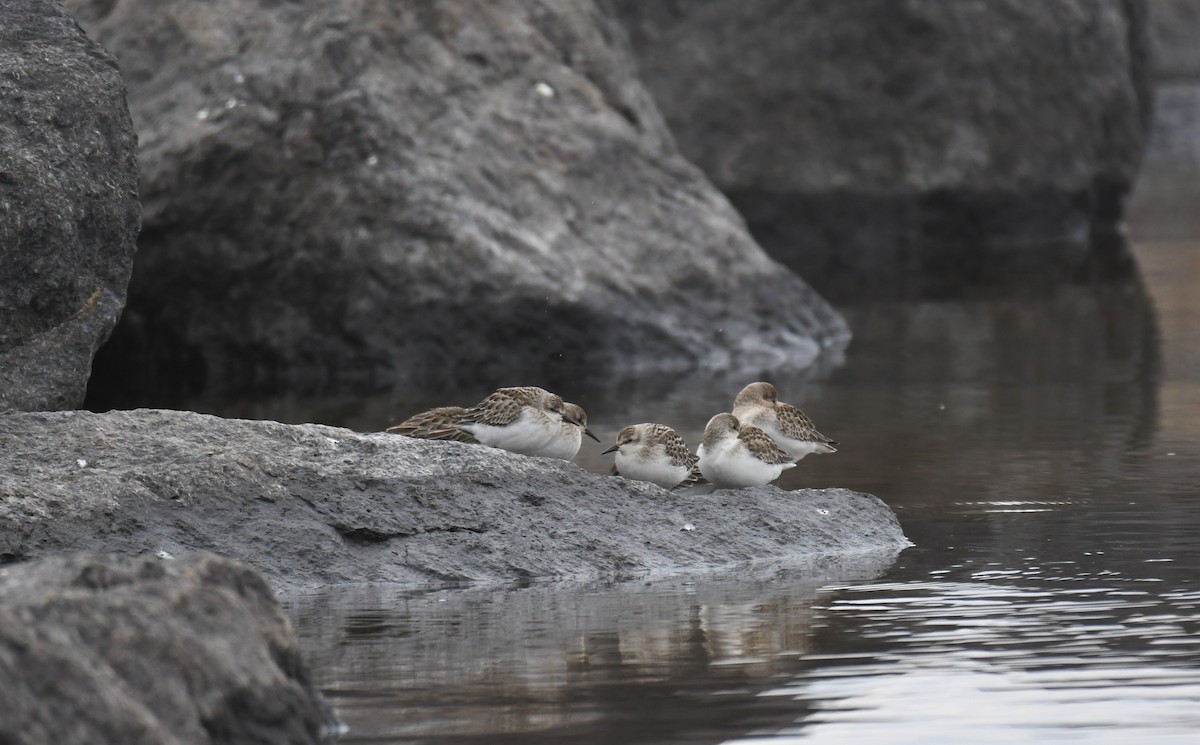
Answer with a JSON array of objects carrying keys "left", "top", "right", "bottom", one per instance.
[
  {"left": 456, "top": 388, "right": 534, "bottom": 427},
  {"left": 777, "top": 403, "right": 835, "bottom": 444},
  {"left": 649, "top": 424, "right": 694, "bottom": 469},
  {"left": 739, "top": 424, "right": 794, "bottom": 465},
  {"left": 672, "top": 454, "right": 710, "bottom": 490},
  {"left": 386, "top": 406, "right": 478, "bottom": 442}
]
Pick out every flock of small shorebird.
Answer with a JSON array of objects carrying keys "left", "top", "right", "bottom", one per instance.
[{"left": 385, "top": 381, "right": 837, "bottom": 490}]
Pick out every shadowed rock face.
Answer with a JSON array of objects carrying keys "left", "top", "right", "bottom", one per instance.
[
  {"left": 610, "top": 0, "right": 1152, "bottom": 302},
  {"left": 0, "top": 552, "right": 337, "bottom": 745},
  {"left": 0, "top": 1, "right": 140, "bottom": 412},
  {"left": 67, "top": 0, "right": 847, "bottom": 406},
  {"left": 1147, "top": 0, "right": 1200, "bottom": 77},
  {"left": 0, "top": 409, "right": 908, "bottom": 592}
]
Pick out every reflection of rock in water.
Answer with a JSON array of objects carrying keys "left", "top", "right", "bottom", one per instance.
[
  {"left": 834, "top": 249, "right": 1158, "bottom": 388},
  {"left": 793, "top": 256, "right": 1162, "bottom": 554},
  {"left": 285, "top": 561, "right": 898, "bottom": 741}
]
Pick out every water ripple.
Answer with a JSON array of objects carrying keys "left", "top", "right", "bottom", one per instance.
[{"left": 732, "top": 579, "right": 1200, "bottom": 743}]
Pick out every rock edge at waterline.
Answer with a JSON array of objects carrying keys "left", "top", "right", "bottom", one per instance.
[{"left": 0, "top": 409, "right": 909, "bottom": 591}]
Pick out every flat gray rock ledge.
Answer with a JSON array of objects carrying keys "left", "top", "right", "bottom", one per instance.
[
  {"left": 0, "top": 551, "right": 338, "bottom": 745},
  {"left": 0, "top": 409, "right": 910, "bottom": 592}
]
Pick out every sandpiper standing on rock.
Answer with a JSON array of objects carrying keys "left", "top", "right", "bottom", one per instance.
[
  {"left": 603, "top": 423, "right": 703, "bottom": 489},
  {"left": 732, "top": 382, "right": 837, "bottom": 462},
  {"left": 697, "top": 413, "right": 795, "bottom": 489},
  {"left": 388, "top": 387, "right": 596, "bottom": 460}
]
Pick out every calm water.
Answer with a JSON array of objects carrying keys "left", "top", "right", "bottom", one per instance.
[
  {"left": 280, "top": 218, "right": 1200, "bottom": 743},
  {"left": 272, "top": 146, "right": 1200, "bottom": 740}
]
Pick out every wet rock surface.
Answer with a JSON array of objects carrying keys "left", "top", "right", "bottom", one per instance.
[
  {"left": 0, "top": 409, "right": 909, "bottom": 592},
  {"left": 67, "top": 0, "right": 846, "bottom": 406},
  {"left": 0, "top": 551, "right": 337, "bottom": 745},
  {"left": 0, "top": 0, "right": 140, "bottom": 412},
  {"left": 611, "top": 0, "right": 1151, "bottom": 301}
]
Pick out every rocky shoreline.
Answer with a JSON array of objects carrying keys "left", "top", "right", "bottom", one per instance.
[
  {"left": 0, "top": 406, "right": 909, "bottom": 741},
  {"left": 0, "top": 409, "right": 909, "bottom": 593}
]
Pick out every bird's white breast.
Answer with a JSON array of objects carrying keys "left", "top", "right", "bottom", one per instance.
[
  {"left": 616, "top": 450, "right": 690, "bottom": 489},
  {"left": 460, "top": 409, "right": 561, "bottom": 457}
]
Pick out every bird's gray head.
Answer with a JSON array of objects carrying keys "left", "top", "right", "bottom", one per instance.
[
  {"left": 735, "top": 381, "right": 778, "bottom": 408},
  {"left": 603, "top": 423, "right": 640, "bottom": 454},
  {"left": 701, "top": 412, "right": 740, "bottom": 447},
  {"left": 563, "top": 401, "right": 601, "bottom": 442}
]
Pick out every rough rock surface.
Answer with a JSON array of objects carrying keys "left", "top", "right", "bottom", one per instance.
[
  {"left": 0, "top": 409, "right": 909, "bottom": 592},
  {"left": 0, "top": 551, "right": 337, "bottom": 745},
  {"left": 610, "top": 0, "right": 1152, "bottom": 301},
  {"left": 0, "top": 1, "right": 140, "bottom": 412},
  {"left": 65, "top": 0, "right": 847, "bottom": 406}
]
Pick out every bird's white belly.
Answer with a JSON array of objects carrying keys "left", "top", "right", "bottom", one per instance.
[
  {"left": 616, "top": 452, "right": 689, "bottom": 489},
  {"left": 461, "top": 412, "right": 559, "bottom": 456},
  {"left": 539, "top": 427, "right": 582, "bottom": 460},
  {"left": 698, "top": 441, "right": 790, "bottom": 489}
]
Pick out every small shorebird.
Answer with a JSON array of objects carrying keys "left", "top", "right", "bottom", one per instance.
[
  {"left": 697, "top": 413, "right": 795, "bottom": 489},
  {"left": 603, "top": 423, "right": 704, "bottom": 489},
  {"left": 387, "top": 387, "right": 597, "bottom": 460},
  {"left": 540, "top": 402, "right": 600, "bottom": 461},
  {"left": 731, "top": 382, "right": 837, "bottom": 462}
]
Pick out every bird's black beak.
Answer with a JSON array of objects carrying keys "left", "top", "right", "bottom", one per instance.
[
  {"left": 564, "top": 412, "right": 601, "bottom": 442},
  {"left": 601, "top": 444, "right": 618, "bottom": 454}
]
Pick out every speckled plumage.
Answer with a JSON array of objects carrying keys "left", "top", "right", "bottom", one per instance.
[
  {"left": 697, "top": 413, "right": 794, "bottom": 489},
  {"left": 604, "top": 423, "right": 703, "bottom": 489},
  {"left": 732, "top": 382, "right": 837, "bottom": 462},
  {"left": 386, "top": 406, "right": 477, "bottom": 443},
  {"left": 458, "top": 386, "right": 564, "bottom": 428},
  {"left": 388, "top": 387, "right": 595, "bottom": 460}
]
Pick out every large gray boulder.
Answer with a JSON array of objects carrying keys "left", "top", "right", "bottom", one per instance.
[
  {"left": 610, "top": 0, "right": 1152, "bottom": 301},
  {"left": 66, "top": 0, "right": 847, "bottom": 406},
  {"left": 0, "top": 409, "right": 909, "bottom": 591},
  {"left": 0, "top": 551, "right": 337, "bottom": 745},
  {"left": 0, "top": 1, "right": 140, "bottom": 412}
]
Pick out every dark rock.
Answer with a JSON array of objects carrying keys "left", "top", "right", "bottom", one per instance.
[
  {"left": 1147, "top": 0, "right": 1200, "bottom": 77},
  {"left": 0, "top": 1, "right": 140, "bottom": 412},
  {"left": 610, "top": 0, "right": 1152, "bottom": 301},
  {"left": 0, "top": 551, "right": 337, "bottom": 745},
  {"left": 65, "top": 0, "right": 847, "bottom": 407},
  {"left": 0, "top": 409, "right": 909, "bottom": 592}
]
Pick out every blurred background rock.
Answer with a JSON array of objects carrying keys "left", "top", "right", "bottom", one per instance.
[
  {"left": 65, "top": 0, "right": 846, "bottom": 409},
  {"left": 5, "top": 0, "right": 1195, "bottom": 417},
  {"left": 611, "top": 0, "right": 1151, "bottom": 302}
]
